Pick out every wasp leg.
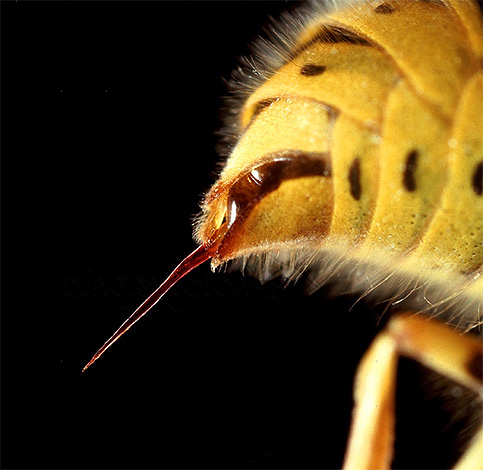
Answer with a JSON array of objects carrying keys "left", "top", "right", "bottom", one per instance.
[
  {"left": 343, "top": 313, "right": 483, "bottom": 470},
  {"left": 454, "top": 427, "right": 483, "bottom": 470},
  {"left": 342, "top": 331, "right": 398, "bottom": 470}
]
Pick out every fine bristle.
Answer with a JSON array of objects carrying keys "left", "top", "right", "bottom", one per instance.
[{"left": 224, "top": 241, "right": 483, "bottom": 331}]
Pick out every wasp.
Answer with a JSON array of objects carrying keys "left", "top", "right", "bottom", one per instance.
[{"left": 85, "top": 1, "right": 483, "bottom": 468}]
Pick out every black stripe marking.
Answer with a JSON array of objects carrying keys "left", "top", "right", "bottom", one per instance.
[
  {"left": 300, "top": 64, "right": 326, "bottom": 76},
  {"left": 313, "top": 25, "right": 372, "bottom": 45},
  {"left": 214, "top": 151, "right": 333, "bottom": 258},
  {"left": 403, "top": 150, "right": 419, "bottom": 192},
  {"left": 467, "top": 350, "right": 483, "bottom": 383},
  {"left": 374, "top": 3, "right": 396, "bottom": 14},
  {"left": 224, "top": 152, "right": 331, "bottom": 232},
  {"left": 227, "top": 152, "right": 332, "bottom": 230},
  {"left": 244, "top": 98, "right": 278, "bottom": 130},
  {"left": 349, "top": 158, "right": 362, "bottom": 200},
  {"left": 472, "top": 160, "right": 483, "bottom": 196},
  {"left": 252, "top": 98, "right": 276, "bottom": 118},
  {"left": 295, "top": 25, "right": 372, "bottom": 57}
]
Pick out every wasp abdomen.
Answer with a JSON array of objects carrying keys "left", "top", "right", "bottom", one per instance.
[{"left": 194, "top": 0, "right": 483, "bottom": 320}]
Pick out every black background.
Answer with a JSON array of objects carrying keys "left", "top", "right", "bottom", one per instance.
[{"left": 2, "top": 1, "right": 477, "bottom": 469}]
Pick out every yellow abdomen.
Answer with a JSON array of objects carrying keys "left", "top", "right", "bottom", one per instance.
[{"left": 196, "top": 0, "right": 483, "bottom": 327}]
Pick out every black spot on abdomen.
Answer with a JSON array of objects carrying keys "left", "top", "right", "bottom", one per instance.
[
  {"left": 472, "top": 160, "right": 483, "bottom": 196},
  {"left": 349, "top": 158, "right": 362, "bottom": 200},
  {"left": 403, "top": 150, "right": 419, "bottom": 192}
]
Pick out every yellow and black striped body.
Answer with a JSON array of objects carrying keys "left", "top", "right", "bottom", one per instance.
[{"left": 196, "top": 0, "right": 483, "bottom": 327}]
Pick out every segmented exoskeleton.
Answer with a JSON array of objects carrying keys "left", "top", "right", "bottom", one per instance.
[{"left": 196, "top": 0, "right": 483, "bottom": 327}]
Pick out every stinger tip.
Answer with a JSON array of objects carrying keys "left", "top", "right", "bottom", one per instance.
[
  {"left": 81, "top": 243, "right": 213, "bottom": 372},
  {"left": 82, "top": 356, "right": 97, "bottom": 372}
]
